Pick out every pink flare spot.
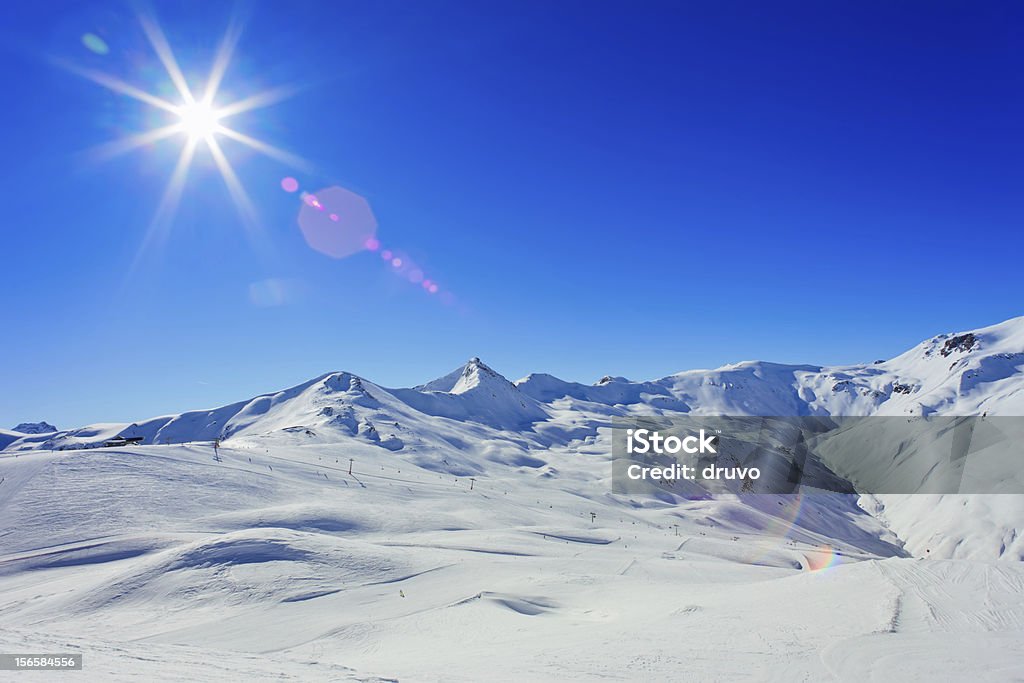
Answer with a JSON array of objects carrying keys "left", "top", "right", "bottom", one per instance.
[
  {"left": 381, "top": 250, "right": 393, "bottom": 260},
  {"left": 391, "top": 257, "right": 403, "bottom": 267},
  {"left": 329, "top": 213, "right": 339, "bottom": 221},
  {"left": 421, "top": 279, "right": 432, "bottom": 290},
  {"left": 281, "top": 177, "right": 299, "bottom": 193},
  {"left": 296, "top": 185, "right": 378, "bottom": 260},
  {"left": 428, "top": 284, "right": 439, "bottom": 294},
  {"left": 364, "top": 238, "right": 380, "bottom": 251},
  {"left": 408, "top": 269, "right": 424, "bottom": 284}
]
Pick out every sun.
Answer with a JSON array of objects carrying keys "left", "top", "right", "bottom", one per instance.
[
  {"left": 176, "top": 100, "right": 224, "bottom": 142},
  {"left": 53, "top": 12, "right": 310, "bottom": 261}
]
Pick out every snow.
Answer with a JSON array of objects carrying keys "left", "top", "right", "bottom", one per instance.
[
  {"left": 1, "top": 316, "right": 1023, "bottom": 680},
  {"left": 400, "top": 357, "right": 550, "bottom": 429},
  {"left": 11, "top": 421, "right": 57, "bottom": 434}
]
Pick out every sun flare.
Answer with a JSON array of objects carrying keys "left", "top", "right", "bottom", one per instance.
[
  {"left": 176, "top": 100, "right": 224, "bottom": 142},
  {"left": 54, "top": 13, "right": 308, "bottom": 260}
]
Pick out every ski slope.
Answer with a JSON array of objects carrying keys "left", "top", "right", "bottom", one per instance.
[{"left": 1, "top": 317, "right": 1023, "bottom": 680}]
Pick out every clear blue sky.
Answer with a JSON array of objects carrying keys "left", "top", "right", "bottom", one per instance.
[{"left": 1, "top": 1, "right": 1021, "bottom": 428}]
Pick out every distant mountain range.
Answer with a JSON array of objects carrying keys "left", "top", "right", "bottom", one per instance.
[
  {"left": 4, "top": 316, "right": 1022, "bottom": 562},
  {"left": 5, "top": 316, "right": 1022, "bottom": 455}
]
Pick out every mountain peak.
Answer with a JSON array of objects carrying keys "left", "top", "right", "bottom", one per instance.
[
  {"left": 417, "top": 357, "right": 508, "bottom": 394},
  {"left": 13, "top": 421, "right": 57, "bottom": 434}
]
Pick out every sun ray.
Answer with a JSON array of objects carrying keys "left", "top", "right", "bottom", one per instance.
[
  {"left": 85, "top": 123, "right": 184, "bottom": 162},
  {"left": 130, "top": 137, "right": 198, "bottom": 271},
  {"left": 138, "top": 13, "right": 195, "bottom": 104},
  {"left": 215, "top": 84, "right": 302, "bottom": 119},
  {"left": 203, "top": 16, "right": 244, "bottom": 105},
  {"left": 207, "top": 136, "right": 260, "bottom": 233},
  {"left": 150, "top": 137, "right": 198, "bottom": 236},
  {"left": 214, "top": 125, "right": 313, "bottom": 172},
  {"left": 51, "top": 58, "right": 179, "bottom": 113}
]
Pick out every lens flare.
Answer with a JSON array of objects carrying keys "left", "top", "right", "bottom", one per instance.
[
  {"left": 297, "top": 186, "right": 378, "bottom": 259},
  {"left": 805, "top": 545, "right": 841, "bottom": 572},
  {"left": 64, "top": 12, "right": 455, "bottom": 305},
  {"left": 81, "top": 33, "right": 109, "bottom": 55}
]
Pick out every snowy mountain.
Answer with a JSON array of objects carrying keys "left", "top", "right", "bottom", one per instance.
[
  {"left": 6, "top": 316, "right": 1022, "bottom": 457},
  {"left": 398, "top": 356, "right": 550, "bottom": 430},
  {"left": 1, "top": 316, "right": 1023, "bottom": 680},
  {"left": 11, "top": 421, "right": 57, "bottom": 434}
]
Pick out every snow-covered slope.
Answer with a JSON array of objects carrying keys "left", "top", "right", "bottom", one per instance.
[
  {"left": 398, "top": 357, "right": 550, "bottom": 429},
  {"left": 517, "top": 316, "right": 1024, "bottom": 419},
  {"left": 1, "top": 316, "right": 1022, "bottom": 679},
  {"left": 3, "top": 317, "right": 1023, "bottom": 560}
]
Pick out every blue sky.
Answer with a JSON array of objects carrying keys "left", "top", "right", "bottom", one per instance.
[{"left": 1, "top": 1, "right": 1022, "bottom": 428}]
